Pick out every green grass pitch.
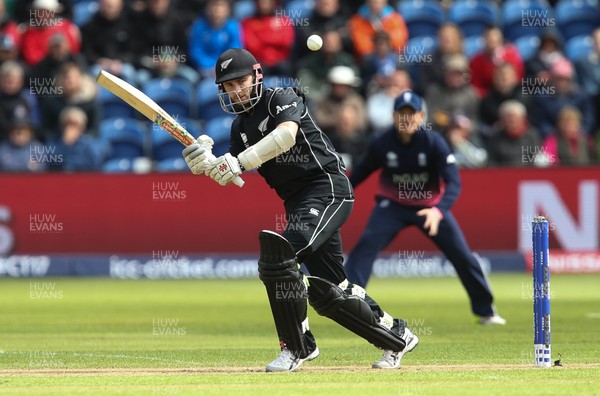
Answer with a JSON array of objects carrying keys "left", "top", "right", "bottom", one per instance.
[{"left": 1, "top": 274, "right": 599, "bottom": 395}]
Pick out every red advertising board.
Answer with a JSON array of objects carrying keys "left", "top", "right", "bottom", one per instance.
[{"left": 0, "top": 168, "right": 598, "bottom": 255}]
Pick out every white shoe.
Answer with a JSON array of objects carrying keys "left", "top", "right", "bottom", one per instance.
[
  {"left": 477, "top": 315, "right": 507, "bottom": 325},
  {"left": 372, "top": 328, "right": 419, "bottom": 369},
  {"left": 265, "top": 347, "right": 320, "bottom": 372}
]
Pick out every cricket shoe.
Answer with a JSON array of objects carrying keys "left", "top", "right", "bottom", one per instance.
[
  {"left": 477, "top": 315, "right": 507, "bottom": 326},
  {"left": 372, "top": 328, "right": 419, "bottom": 369},
  {"left": 265, "top": 347, "right": 320, "bottom": 372}
]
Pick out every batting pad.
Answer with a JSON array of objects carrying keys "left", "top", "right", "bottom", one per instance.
[
  {"left": 307, "top": 276, "right": 406, "bottom": 352},
  {"left": 258, "top": 230, "right": 312, "bottom": 358}
]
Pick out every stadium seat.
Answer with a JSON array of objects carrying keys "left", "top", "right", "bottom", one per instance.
[
  {"left": 398, "top": 0, "right": 445, "bottom": 39},
  {"left": 233, "top": 0, "right": 256, "bottom": 20},
  {"left": 556, "top": 0, "right": 600, "bottom": 41},
  {"left": 142, "top": 78, "right": 194, "bottom": 119},
  {"left": 463, "top": 35, "right": 485, "bottom": 59},
  {"left": 155, "top": 157, "right": 188, "bottom": 172},
  {"left": 514, "top": 35, "right": 541, "bottom": 61},
  {"left": 286, "top": 0, "right": 315, "bottom": 20},
  {"left": 565, "top": 35, "right": 595, "bottom": 62},
  {"left": 196, "top": 79, "right": 224, "bottom": 121},
  {"left": 73, "top": 0, "right": 99, "bottom": 27},
  {"left": 448, "top": 0, "right": 500, "bottom": 38},
  {"left": 205, "top": 116, "right": 235, "bottom": 156},
  {"left": 502, "top": 0, "right": 555, "bottom": 42},
  {"left": 99, "top": 117, "right": 147, "bottom": 160},
  {"left": 101, "top": 158, "right": 135, "bottom": 173},
  {"left": 151, "top": 117, "right": 203, "bottom": 161},
  {"left": 98, "top": 86, "right": 137, "bottom": 120}
]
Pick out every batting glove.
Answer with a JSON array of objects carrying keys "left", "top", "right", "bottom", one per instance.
[
  {"left": 206, "top": 153, "right": 242, "bottom": 186},
  {"left": 183, "top": 143, "right": 212, "bottom": 175}
]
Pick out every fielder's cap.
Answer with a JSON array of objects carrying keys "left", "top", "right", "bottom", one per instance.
[
  {"left": 327, "top": 65, "right": 360, "bottom": 86},
  {"left": 215, "top": 48, "right": 260, "bottom": 84},
  {"left": 394, "top": 91, "right": 423, "bottom": 112},
  {"left": 443, "top": 54, "right": 469, "bottom": 72}
]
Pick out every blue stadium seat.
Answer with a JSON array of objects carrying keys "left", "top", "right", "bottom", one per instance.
[
  {"left": 151, "top": 118, "right": 203, "bottom": 161},
  {"left": 502, "top": 0, "right": 555, "bottom": 42},
  {"left": 73, "top": 0, "right": 99, "bottom": 27},
  {"left": 556, "top": 0, "right": 600, "bottom": 41},
  {"left": 98, "top": 86, "right": 137, "bottom": 120},
  {"left": 463, "top": 35, "right": 485, "bottom": 59},
  {"left": 286, "top": 0, "right": 315, "bottom": 20},
  {"left": 196, "top": 79, "right": 224, "bottom": 121},
  {"left": 233, "top": 0, "right": 256, "bottom": 20},
  {"left": 155, "top": 157, "right": 188, "bottom": 172},
  {"left": 205, "top": 116, "right": 235, "bottom": 156},
  {"left": 514, "top": 35, "right": 541, "bottom": 61},
  {"left": 101, "top": 158, "right": 135, "bottom": 173},
  {"left": 99, "top": 117, "right": 147, "bottom": 159},
  {"left": 448, "top": 0, "right": 500, "bottom": 38},
  {"left": 565, "top": 35, "right": 595, "bottom": 62},
  {"left": 142, "top": 78, "right": 194, "bottom": 119},
  {"left": 398, "top": 0, "right": 445, "bottom": 39}
]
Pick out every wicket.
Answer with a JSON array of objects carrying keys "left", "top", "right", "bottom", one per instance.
[{"left": 532, "top": 216, "right": 551, "bottom": 367}]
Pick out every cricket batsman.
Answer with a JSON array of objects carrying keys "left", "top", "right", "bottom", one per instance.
[{"left": 182, "top": 48, "right": 419, "bottom": 371}]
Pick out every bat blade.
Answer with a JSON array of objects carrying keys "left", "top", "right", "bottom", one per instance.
[
  {"left": 96, "top": 70, "right": 195, "bottom": 146},
  {"left": 96, "top": 70, "right": 244, "bottom": 187}
]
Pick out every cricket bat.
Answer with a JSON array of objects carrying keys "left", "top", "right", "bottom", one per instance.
[{"left": 96, "top": 70, "right": 244, "bottom": 187}]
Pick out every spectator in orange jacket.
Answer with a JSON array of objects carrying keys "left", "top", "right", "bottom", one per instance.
[
  {"left": 348, "top": 0, "right": 408, "bottom": 61},
  {"left": 241, "top": 0, "right": 295, "bottom": 76}
]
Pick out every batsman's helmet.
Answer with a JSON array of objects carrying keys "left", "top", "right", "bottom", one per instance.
[{"left": 215, "top": 48, "right": 264, "bottom": 114}]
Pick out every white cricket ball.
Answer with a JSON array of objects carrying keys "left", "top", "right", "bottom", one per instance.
[{"left": 307, "top": 34, "right": 323, "bottom": 51}]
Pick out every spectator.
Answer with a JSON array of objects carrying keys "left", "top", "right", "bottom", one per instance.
[
  {"left": 81, "top": 0, "right": 138, "bottom": 86},
  {"left": 294, "top": 0, "right": 351, "bottom": 61},
  {"left": 47, "top": 106, "right": 104, "bottom": 171},
  {"left": 14, "top": 0, "right": 73, "bottom": 24},
  {"left": 241, "top": 0, "right": 295, "bottom": 76},
  {"left": 486, "top": 100, "right": 541, "bottom": 167},
  {"left": 425, "top": 55, "right": 479, "bottom": 135},
  {"left": 0, "top": 0, "right": 20, "bottom": 48},
  {"left": 0, "top": 61, "right": 40, "bottom": 139},
  {"left": 130, "top": 0, "right": 188, "bottom": 76},
  {"left": 469, "top": 27, "right": 524, "bottom": 98},
  {"left": 542, "top": 106, "right": 596, "bottom": 166},
  {"left": 189, "top": 0, "right": 241, "bottom": 79},
  {"left": 525, "top": 30, "right": 565, "bottom": 80},
  {"left": 27, "top": 32, "right": 87, "bottom": 85},
  {"left": 417, "top": 22, "right": 464, "bottom": 94},
  {"left": 479, "top": 62, "right": 529, "bottom": 133},
  {"left": 348, "top": 0, "right": 408, "bottom": 61},
  {"left": 443, "top": 114, "right": 488, "bottom": 168},
  {"left": 575, "top": 28, "right": 600, "bottom": 133},
  {"left": 296, "top": 27, "right": 356, "bottom": 102},
  {"left": 0, "top": 33, "right": 19, "bottom": 65},
  {"left": 314, "top": 65, "right": 366, "bottom": 137},
  {"left": 366, "top": 68, "right": 412, "bottom": 134},
  {"left": 532, "top": 58, "right": 595, "bottom": 138},
  {"left": 328, "top": 102, "right": 369, "bottom": 169},
  {"left": 39, "top": 62, "right": 100, "bottom": 140},
  {"left": 0, "top": 119, "right": 46, "bottom": 172},
  {"left": 360, "top": 31, "right": 399, "bottom": 97},
  {"left": 20, "top": 0, "right": 81, "bottom": 66}
]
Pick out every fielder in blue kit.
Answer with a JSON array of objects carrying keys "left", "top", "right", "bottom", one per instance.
[{"left": 344, "top": 91, "right": 506, "bottom": 325}]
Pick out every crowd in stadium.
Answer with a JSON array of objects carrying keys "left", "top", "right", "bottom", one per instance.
[{"left": 0, "top": 0, "right": 599, "bottom": 172}]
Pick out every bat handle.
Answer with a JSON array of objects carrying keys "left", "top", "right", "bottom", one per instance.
[{"left": 233, "top": 176, "right": 245, "bottom": 187}]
